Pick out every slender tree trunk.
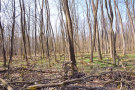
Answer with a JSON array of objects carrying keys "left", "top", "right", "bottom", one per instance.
[
  {"left": 19, "top": 0, "right": 29, "bottom": 66},
  {"left": 0, "top": 0, "right": 7, "bottom": 67},
  {"left": 40, "top": 0, "right": 45, "bottom": 59},
  {"left": 8, "top": 0, "right": 16, "bottom": 68},
  {"left": 35, "top": 0, "right": 37, "bottom": 56},
  {"left": 85, "top": 0, "right": 92, "bottom": 55},
  {"left": 114, "top": 0, "right": 126, "bottom": 55},
  {"left": 90, "top": 0, "right": 98, "bottom": 62},
  {"left": 26, "top": 6, "right": 31, "bottom": 58},
  {"left": 96, "top": 24, "right": 102, "bottom": 60},
  {"left": 105, "top": 0, "right": 116, "bottom": 65},
  {"left": 61, "top": 0, "right": 78, "bottom": 76},
  {"left": 125, "top": 0, "right": 135, "bottom": 51}
]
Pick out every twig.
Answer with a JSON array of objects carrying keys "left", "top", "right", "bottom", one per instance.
[
  {"left": 11, "top": 67, "right": 61, "bottom": 73},
  {"left": 26, "top": 71, "right": 111, "bottom": 89},
  {"left": 26, "top": 71, "right": 135, "bottom": 89},
  {"left": 0, "top": 78, "right": 13, "bottom": 90}
]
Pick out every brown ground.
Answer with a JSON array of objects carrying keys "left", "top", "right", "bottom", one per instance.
[{"left": 0, "top": 66, "right": 135, "bottom": 90}]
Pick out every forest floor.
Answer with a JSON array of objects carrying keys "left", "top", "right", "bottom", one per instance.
[{"left": 0, "top": 51, "right": 135, "bottom": 90}]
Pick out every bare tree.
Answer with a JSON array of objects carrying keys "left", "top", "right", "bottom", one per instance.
[
  {"left": 0, "top": 0, "right": 7, "bottom": 67},
  {"left": 26, "top": 6, "right": 31, "bottom": 58},
  {"left": 85, "top": 0, "right": 92, "bottom": 55},
  {"left": 8, "top": 0, "right": 16, "bottom": 68},
  {"left": 96, "top": 23, "right": 102, "bottom": 60},
  {"left": 101, "top": 0, "right": 109, "bottom": 54},
  {"left": 34, "top": 0, "right": 37, "bottom": 56},
  {"left": 105, "top": 0, "right": 116, "bottom": 65},
  {"left": 114, "top": 0, "right": 126, "bottom": 55},
  {"left": 39, "top": 0, "right": 45, "bottom": 59},
  {"left": 125, "top": 0, "right": 135, "bottom": 50},
  {"left": 61, "top": 0, "right": 78, "bottom": 76},
  {"left": 90, "top": 0, "right": 98, "bottom": 62},
  {"left": 19, "top": 0, "right": 29, "bottom": 66}
]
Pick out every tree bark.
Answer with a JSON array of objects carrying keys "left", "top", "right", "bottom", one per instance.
[
  {"left": 40, "top": 0, "right": 45, "bottom": 59},
  {"left": 105, "top": 0, "right": 116, "bottom": 65},
  {"left": 61, "top": 0, "right": 78, "bottom": 76},
  {"left": 34, "top": 0, "right": 37, "bottom": 56},
  {"left": 114, "top": 0, "right": 126, "bottom": 55},
  {"left": 96, "top": 24, "right": 102, "bottom": 60},
  {"left": 8, "top": 0, "right": 16, "bottom": 69},
  {"left": 125, "top": 0, "right": 135, "bottom": 50},
  {"left": 0, "top": 0, "right": 7, "bottom": 67},
  {"left": 90, "top": 0, "right": 98, "bottom": 62},
  {"left": 19, "top": 0, "right": 29, "bottom": 66}
]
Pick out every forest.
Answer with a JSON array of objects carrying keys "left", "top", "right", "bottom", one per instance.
[{"left": 0, "top": 0, "right": 135, "bottom": 90}]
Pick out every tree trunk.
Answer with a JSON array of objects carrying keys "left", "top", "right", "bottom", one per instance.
[
  {"left": 26, "top": 6, "right": 31, "bottom": 58},
  {"left": 19, "top": 0, "right": 29, "bottom": 66},
  {"left": 125, "top": 0, "right": 135, "bottom": 51},
  {"left": 61, "top": 0, "right": 78, "bottom": 76},
  {"left": 96, "top": 24, "right": 102, "bottom": 60},
  {"left": 8, "top": 0, "right": 16, "bottom": 68},
  {"left": 90, "top": 0, "right": 98, "bottom": 62},
  {"left": 114, "top": 0, "right": 126, "bottom": 55},
  {"left": 105, "top": 0, "right": 116, "bottom": 65},
  {"left": 0, "top": 0, "right": 7, "bottom": 67},
  {"left": 40, "top": 0, "right": 45, "bottom": 59},
  {"left": 34, "top": 0, "right": 37, "bottom": 56}
]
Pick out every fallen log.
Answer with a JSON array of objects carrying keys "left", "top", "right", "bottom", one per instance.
[
  {"left": 0, "top": 78, "right": 13, "bottom": 90},
  {"left": 26, "top": 79, "right": 135, "bottom": 90},
  {"left": 26, "top": 73, "right": 101, "bottom": 89}
]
